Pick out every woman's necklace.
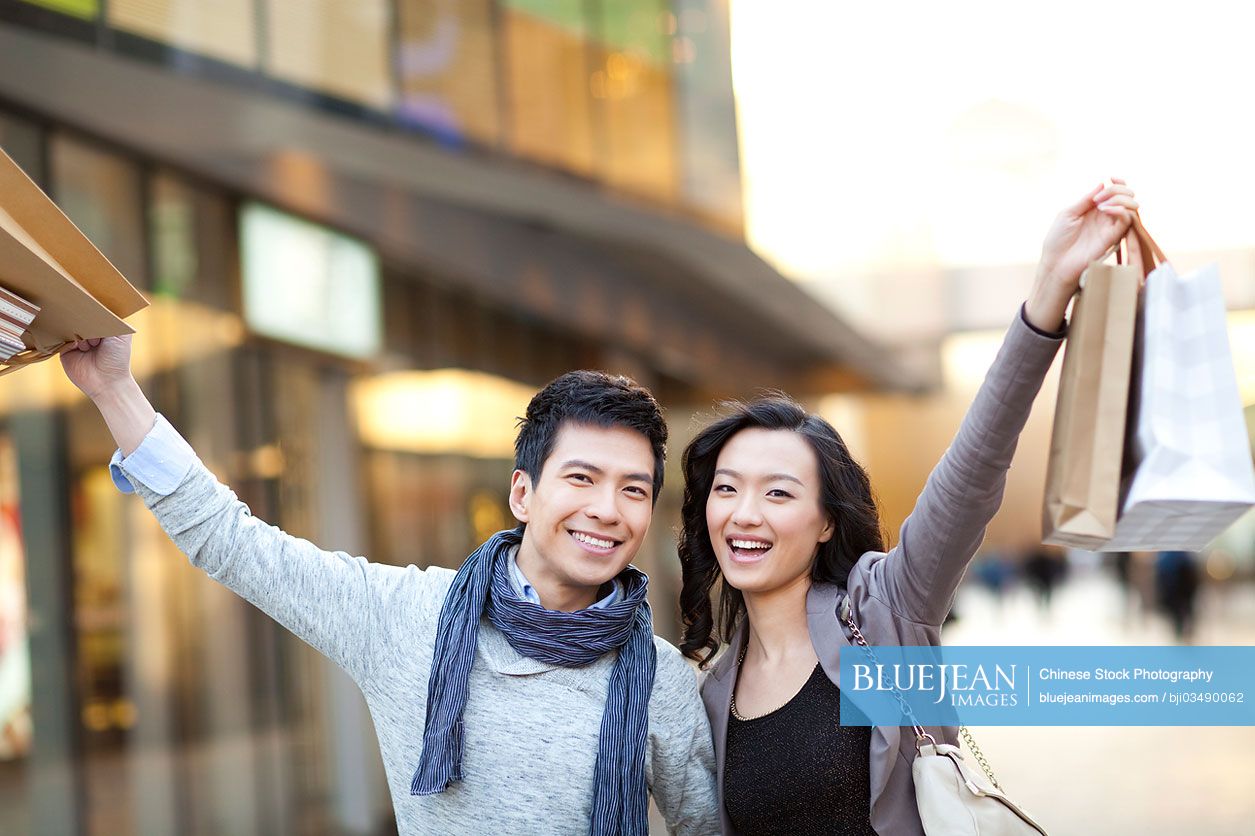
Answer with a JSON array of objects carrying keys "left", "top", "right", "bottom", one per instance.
[
  {"left": 730, "top": 641, "right": 789, "bottom": 722},
  {"left": 731, "top": 640, "right": 825, "bottom": 721},
  {"left": 729, "top": 641, "right": 756, "bottom": 721}
]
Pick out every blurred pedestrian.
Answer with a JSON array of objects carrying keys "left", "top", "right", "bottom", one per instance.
[
  {"left": 1022, "top": 544, "right": 1068, "bottom": 610},
  {"left": 970, "top": 551, "right": 1016, "bottom": 618},
  {"left": 1155, "top": 550, "right": 1201, "bottom": 641},
  {"left": 1107, "top": 551, "right": 1144, "bottom": 623},
  {"left": 676, "top": 181, "right": 1140, "bottom": 834}
]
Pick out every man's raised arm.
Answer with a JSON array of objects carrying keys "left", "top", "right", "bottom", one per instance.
[{"left": 57, "top": 334, "right": 436, "bottom": 686}]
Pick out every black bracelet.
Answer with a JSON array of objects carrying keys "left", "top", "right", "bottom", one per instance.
[{"left": 1019, "top": 303, "right": 1067, "bottom": 339}]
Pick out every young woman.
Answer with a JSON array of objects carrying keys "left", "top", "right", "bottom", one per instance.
[{"left": 678, "top": 182, "right": 1140, "bottom": 835}]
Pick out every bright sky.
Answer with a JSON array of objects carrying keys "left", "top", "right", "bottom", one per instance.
[{"left": 730, "top": 1, "right": 1255, "bottom": 289}]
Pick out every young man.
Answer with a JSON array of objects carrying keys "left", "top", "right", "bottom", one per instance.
[{"left": 60, "top": 335, "right": 718, "bottom": 835}]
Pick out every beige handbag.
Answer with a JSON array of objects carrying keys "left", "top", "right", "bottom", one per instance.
[
  {"left": 840, "top": 598, "right": 1049, "bottom": 835},
  {"left": 912, "top": 737, "right": 1048, "bottom": 836}
]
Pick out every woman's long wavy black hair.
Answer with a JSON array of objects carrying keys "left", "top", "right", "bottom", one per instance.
[{"left": 678, "top": 396, "right": 885, "bottom": 667}]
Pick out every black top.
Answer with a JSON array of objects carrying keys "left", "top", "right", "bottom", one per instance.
[{"left": 724, "top": 664, "right": 876, "bottom": 836}]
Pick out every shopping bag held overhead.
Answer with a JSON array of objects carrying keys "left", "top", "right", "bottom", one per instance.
[
  {"left": 1103, "top": 215, "right": 1255, "bottom": 551},
  {"left": 1044, "top": 210, "right": 1255, "bottom": 551},
  {"left": 1042, "top": 229, "right": 1150, "bottom": 549},
  {"left": 0, "top": 145, "right": 147, "bottom": 376}
]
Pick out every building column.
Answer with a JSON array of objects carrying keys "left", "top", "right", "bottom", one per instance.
[{"left": 14, "top": 410, "right": 84, "bottom": 836}]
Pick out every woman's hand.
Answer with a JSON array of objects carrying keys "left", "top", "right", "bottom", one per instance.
[
  {"left": 1025, "top": 179, "right": 1139, "bottom": 332},
  {"left": 59, "top": 335, "right": 134, "bottom": 401}
]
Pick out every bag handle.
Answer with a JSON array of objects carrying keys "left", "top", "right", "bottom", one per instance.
[
  {"left": 0, "top": 340, "right": 75, "bottom": 378},
  {"left": 839, "top": 595, "right": 1005, "bottom": 791},
  {"left": 1115, "top": 212, "right": 1166, "bottom": 278},
  {"left": 1131, "top": 212, "right": 1167, "bottom": 266}
]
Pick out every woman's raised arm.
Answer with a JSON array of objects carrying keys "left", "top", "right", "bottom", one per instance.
[{"left": 875, "top": 182, "right": 1141, "bottom": 625}]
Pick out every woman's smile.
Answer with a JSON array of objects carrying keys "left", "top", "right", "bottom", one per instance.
[{"left": 727, "top": 535, "right": 774, "bottom": 563}]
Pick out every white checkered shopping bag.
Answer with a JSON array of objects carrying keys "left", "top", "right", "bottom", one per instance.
[{"left": 1103, "top": 261, "right": 1255, "bottom": 550}]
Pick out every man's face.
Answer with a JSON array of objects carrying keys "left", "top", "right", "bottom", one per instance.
[{"left": 509, "top": 422, "right": 656, "bottom": 611}]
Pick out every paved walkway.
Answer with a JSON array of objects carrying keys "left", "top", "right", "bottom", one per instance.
[{"left": 943, "top": 567, "right": 1255, "bottom": 836}]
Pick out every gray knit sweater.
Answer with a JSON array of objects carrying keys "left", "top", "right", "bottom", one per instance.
[{"left": 116, "top": 421, "right": 720, "bottom": 835}]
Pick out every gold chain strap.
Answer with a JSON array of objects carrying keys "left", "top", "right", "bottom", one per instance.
[
  {"left": 840, "top": 597, "right": 1003, "bottom": 791},
  {"left": 840, "top": 606, "right": 929, "bottom": 741},
  {"left": 959, "top": 725, "right": 1002, "bottom": 791}
]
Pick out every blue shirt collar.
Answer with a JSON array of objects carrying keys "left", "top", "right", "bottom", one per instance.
[{"left": 507, "top": 547, "right": 620, "bottom": 611}]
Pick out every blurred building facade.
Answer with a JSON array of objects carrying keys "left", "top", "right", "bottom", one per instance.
[{"left": 0, "top": 1, "right": 920, "bottom": 834}]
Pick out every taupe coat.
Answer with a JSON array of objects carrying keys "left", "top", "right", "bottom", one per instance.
[{"left": 701, "top": 310, "right": 1063, "bottom": 835}]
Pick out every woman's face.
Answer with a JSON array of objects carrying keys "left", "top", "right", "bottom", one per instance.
[{"left": 705, "top": 427, "right": 834, "bottom": 596}]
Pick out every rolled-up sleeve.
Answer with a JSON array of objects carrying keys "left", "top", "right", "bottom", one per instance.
[
  {"left": 111, "top": 413, "right": 428, "bottom": 685},
  {"left": 109, "top": 414, "right": 195, "bottom": 495}
]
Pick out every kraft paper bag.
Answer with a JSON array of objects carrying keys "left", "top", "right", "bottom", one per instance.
[
  {"left": 1042, "top": 249, "right": 1142, "bottom": 549},
  {"left": 0, "top": 145, "right": 147, "bottom": 375},
  {"left": 1102, "top": 240, "right": 1255, "bottom": 550}
]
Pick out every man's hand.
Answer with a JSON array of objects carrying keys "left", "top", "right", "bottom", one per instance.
[
  {"left": 59, "top": 335, "right": 134, "bottom": 400},
  {"left": 58, "top": 334, "right": 155, "bottom": 455}
]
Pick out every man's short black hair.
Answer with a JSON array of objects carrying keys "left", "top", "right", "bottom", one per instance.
[{"left": 514, "top": 370, "right": 667, "bottom": 503}]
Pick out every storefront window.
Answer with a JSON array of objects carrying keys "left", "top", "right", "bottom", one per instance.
[
  {"left": 238, "top": 202, "right": 383, "bottom": 361},
  {"left": 107, "top": 0, "right": 259, "bottom": 69},
  {"left": 501, "top": 0, "right": 596, "bottom": 175},
  {"left": 48, "top": 135, "right": 180, "bottom": 824},
  {"left": 395, "top": 0, "right": 502, "bottom": 146},
  {"left": 49, "top": 135, "right": 149, "bottom": 291},
  {"left": 149, "top": 172, "right": 238, "bottom": 311},
  {"left": 264, "top": 0, "right": 394, "bottom": 110},
  {"left": 590, "top": 0, "right": 679, "bottom": 201},
  {"left": 0, "top": 115, "right": 42, "bottom": 181},
  {"left": 147, "top": 178, "right": 262, "bottom": 834},
  {"left": 367, "top": 449, "right": 513, "bottom": 572},
  {"left": 18, "top": 0, "right": 97, "bottom": 19},
  {"left": 66, "top": 450, "right": 147, "bottom": 835},
  {"left": 673, "top": 0, "right": 744, "bottom": 231}
]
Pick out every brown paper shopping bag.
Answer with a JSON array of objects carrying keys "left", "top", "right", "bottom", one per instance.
[
  {"left": 0, "top": 145, "right": 147, "bottom": 376},
  {"left": 1042, "top": 245, "right": 1142, "bottom": 549}
]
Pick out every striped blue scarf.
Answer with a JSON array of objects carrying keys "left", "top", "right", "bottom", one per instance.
[{"left": 411, "top": 528, "right": 657, "bottom": 836}]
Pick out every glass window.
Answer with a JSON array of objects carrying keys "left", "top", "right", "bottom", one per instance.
[
  {"left": 264, "top": 0, "right": 394, "bottom": 110},
  {"left": 501, "top": 0, "right": 596, "bottom": 175},
  {"left": 59, "top": 380, "right": 176, "bottom": 834},
  {"left": 48, "top": 135, "right": 149, "bottom": 291},
  {"left": 149, "top": 172, "right": 238, "bottom": 310},
  {"left": 108, "top": 0, "right": 259, "bottom": 68},
  {"left": 673, "top": 0, "right": 743, "bottom": 231},
  {"left": 598, "top": 0, "right": 670, "bottom": 63},
  {"left": 395, "top": 0, "right": 502, "bottom": 146},
  {"left": 367, "top": 449, "right": 513, "bottom": 572},
  {"left": 144, "top": 172, "right": 271, "bottom": 834},
  {"left": 238, "top": 202, "right": 383, "bottom": 360},
  {"left": 590, "top": 0, "right": 679, "bottom": 201},
  {"left": 18, "top": 0, "right": 97, "bottom": 19},
  {"left": 0, "top": 115, "right": 43, "bottom": 182},
  {"left": 352, "top": 368, "right": 535, "bottom": 460}
]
